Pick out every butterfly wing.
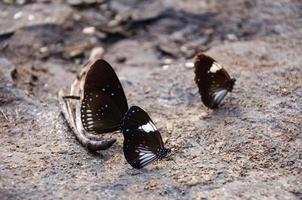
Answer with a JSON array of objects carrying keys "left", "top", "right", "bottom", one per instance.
[
  {"left": 122, "top": 106, "right": 168, "bottom": 169},
  {"left": 194, "top": 53, "right": 235, "bottom": 109},
  {"left": 81, "top": 59, "right": 128, "bottom": 133}
]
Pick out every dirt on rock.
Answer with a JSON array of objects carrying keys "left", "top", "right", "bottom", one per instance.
[{"left": 0, "top": 0, "right": 301, "bottom": 199}]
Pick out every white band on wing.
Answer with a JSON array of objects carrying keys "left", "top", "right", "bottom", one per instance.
[
  {"left": 209, "top": 62, "right": 222, "bottom": 73},
  {"left": 138, "top": 121, "right": 157, "bottom": 133},
  {"left": 213, "top": 89, "right": 228, "bottom": 103}
]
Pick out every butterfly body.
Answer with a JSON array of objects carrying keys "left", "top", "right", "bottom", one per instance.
[{"left": 194, "top": 53, "right": 236, "bottom": 109}]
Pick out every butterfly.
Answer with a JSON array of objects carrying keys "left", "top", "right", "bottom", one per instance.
[
  {"left": 122, "top": 106, "right": 170, "bottom": 169},
  {"left": 81, "top": 59, "right": 128, "bottom": 133},
  {"left": 80, "top": 59, "right": 169, "bottom": 168},
  {"left": 194, "top": 53, "right": 236, "bottom": 109}
]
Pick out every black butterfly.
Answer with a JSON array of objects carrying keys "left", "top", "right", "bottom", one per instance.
[
  {"left": 81, "top": 59, "right": 128, "bottom": 133},
  {"left": 81, "top": 59, "right": 169, "bottom": 168},
  {"left": 194, "top": 53, "right": 236, "bottom": 109},
  {"left": 122, "top": 106, "right": 170, "bottom": 169}
]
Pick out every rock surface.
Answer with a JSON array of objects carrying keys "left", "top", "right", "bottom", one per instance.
[{"left": 0, "top": 0, "right": 301, "bottom": 199}]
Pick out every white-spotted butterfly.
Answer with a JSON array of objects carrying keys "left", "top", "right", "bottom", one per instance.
[
  {"left": 81, "top": 59, "right": 128, "bottom": 133},
  {"left": 194, "top": 53, "right": 236, "bottom": 109},
  {"left": 122, "top": 106, "right": 170, "bottom": 169}
]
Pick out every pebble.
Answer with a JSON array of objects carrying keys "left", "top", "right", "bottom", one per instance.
[
  {"left": 162, "top": 65, "right": 170, "bottom": 70},
  {"left": 185, "top": 62, "right": 194, "bottom": 69},
  {"left": 108, "top": 15, "right": 123, "bottom": 27},
  {"left": 28, "top": 14, "right": 35, "bottom": 21},
  {"left": 226, "top": 33, "right": 238, "bottom": 41},
  {"left": 82, "top": 26, "right": 96, "bottom": 35},
  {"left": 39, "top": 46, "right": 49, "bottom": 53},
  {"left": 13, "top": 11, "right": 23, "bottom": 20},
  {"left": 166, "top": 122, "right": 174, "bottom": 134},
  {"left": 89, "top": 47, "right": 104, "bottom": 61},
  {"left": 163, "top": 58, "right": 173, "bottom": 65}
]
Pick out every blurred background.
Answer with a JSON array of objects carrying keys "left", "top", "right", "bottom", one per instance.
[{"left": 0, "top": 0, "right": 301, "bottom": 199}]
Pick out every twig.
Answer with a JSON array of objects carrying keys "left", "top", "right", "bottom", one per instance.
[
  {"left": 0, "top": 109, "right": 9, "bottom": 122},
  {"left": 58, "top": 88, "right": 115, "bottom": 151}
]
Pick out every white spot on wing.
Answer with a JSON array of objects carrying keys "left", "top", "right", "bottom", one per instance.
[
  {"left": 209, "top": 62, "right": 222, "bottom": 73},
  {"left": 138, "top": 121, "right": 157, "bottom": 133}
]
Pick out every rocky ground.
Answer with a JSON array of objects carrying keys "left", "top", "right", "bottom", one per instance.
[{"left": 0, "top": 0, "right": 301, "bottom": 199}]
